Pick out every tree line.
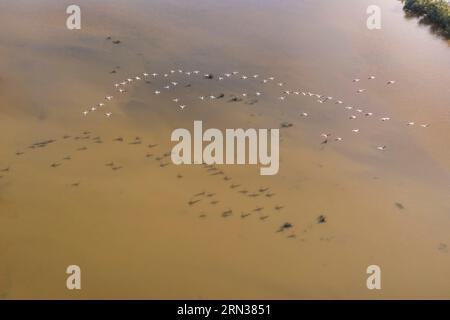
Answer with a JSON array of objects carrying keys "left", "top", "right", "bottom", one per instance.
[{"left": 403, "top": 0, "right": 450, "bottom": 39}]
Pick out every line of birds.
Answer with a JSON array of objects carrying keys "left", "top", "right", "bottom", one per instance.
[{"left": 81, "top": 67, "right": 431, "bottom": 153}]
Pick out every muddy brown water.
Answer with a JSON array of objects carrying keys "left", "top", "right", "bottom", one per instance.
[{"left": 0, "top": 0, "right": 449, "bottom": 299}]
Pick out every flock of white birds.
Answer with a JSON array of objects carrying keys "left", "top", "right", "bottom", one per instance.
[{"left": 82, "top": 68, "right": 430, "bottom": 151}]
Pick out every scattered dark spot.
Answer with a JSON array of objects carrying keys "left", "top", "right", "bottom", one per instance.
[
  {"left": 188, "top": 199, "right": 201, "bottom": 206},
  {"left": 438, "top": 243, "right": 448, "bottom": 253},
  {"left": 395, "top": 202, "right": 405, "bottom": 210},
  {"left": 203, "top": 73, "right": 214, "bottom": 79},
  {"left": 112, "top": 40, "right": 121, "bottom": 44},
  {"left": 277, "top": 222, "right": 293, "bottom": 232},
  {"left": 245, "top": 99, "right": 258, "bottom": 105},
  {"left": 280, "top": 122, "right": 293, "bottom": 128},
  {"left": 317, "top": 215, "right": 327, "bottom": 224},
  {"left": 222, "top": 210, "right": 232, "bottom": 217},
  {"left": 112, "top": 166, "right": 122, "bottom": 171},
  {"left": 228, "top": 96, "right": 243, "bottom": 103}
]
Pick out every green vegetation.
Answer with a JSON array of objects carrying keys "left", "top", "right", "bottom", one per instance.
[{"left": 403, "top": 0, "right": 450, "bottom": 39}]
